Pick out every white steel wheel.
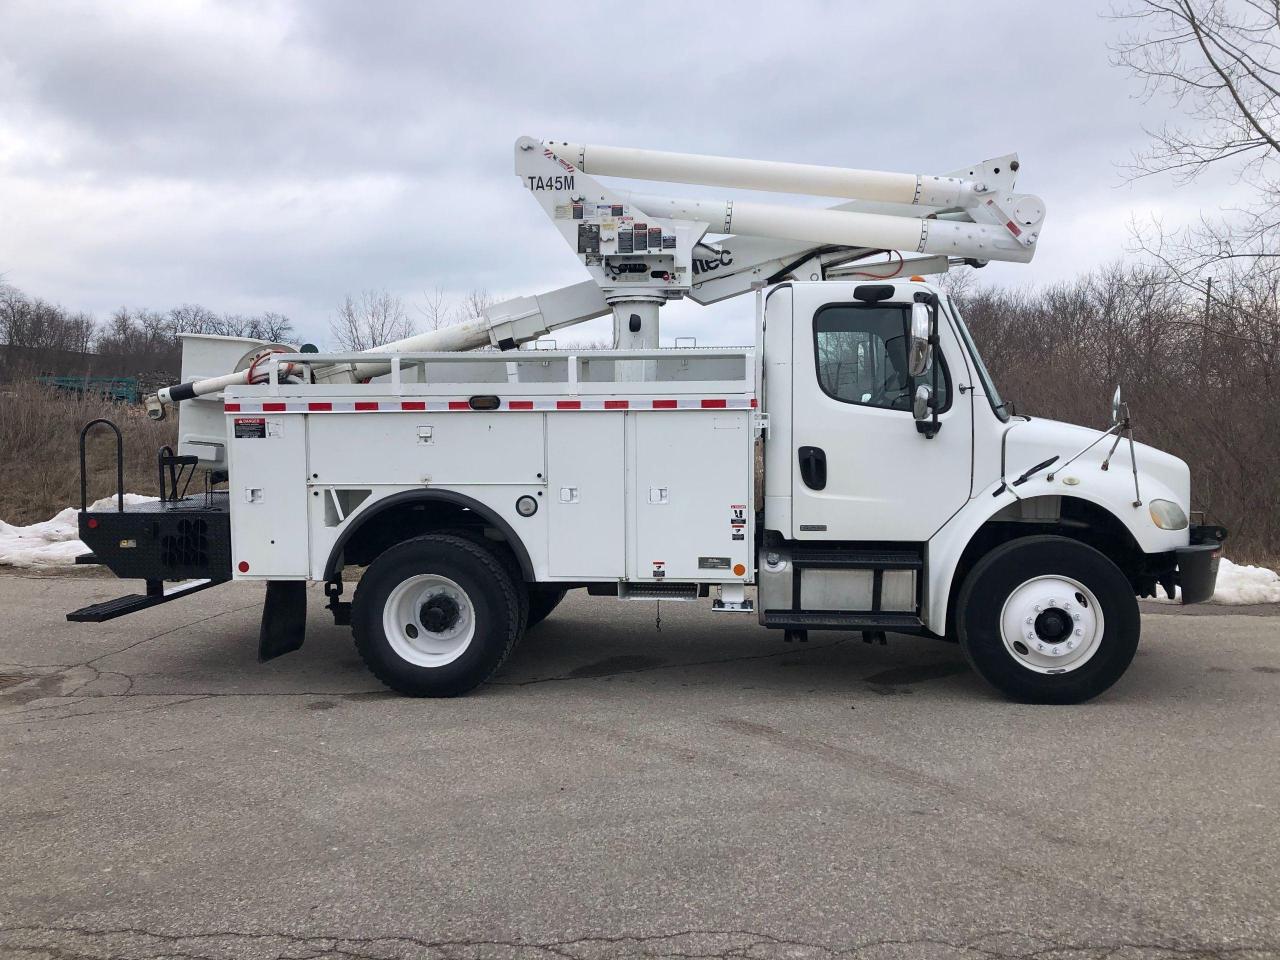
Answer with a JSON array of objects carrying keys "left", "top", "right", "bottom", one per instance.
[
  {"left": 352, "top": 534, "right": 522, "bottom": 698},
  {"left": 998, "top": 575, "right": 1104, "bottom": 675},
  {"left": 382, "top": 574, "right": 476, "bottom": 668},
  {"left": 955, "top": 535, "right": 1141, "bottom": 704}
]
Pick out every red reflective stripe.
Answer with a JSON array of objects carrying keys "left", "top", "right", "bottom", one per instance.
[
  {"left": 400, "top": 401, "right": 426, "bottom": 411},
  {"left": 308, "top": 402, "right": 332, "bottom": 412},
  {"left": 556, "top": 400, "right": 581, "bottom": 410},
  {"left": 604, "top": 400, "right": 629, "bottom": 409},
  {"left": 224, "top": 403, "right": 241, "bottom": 412},
  {"left": 700, "top": 398, "right": 727, "bottom": 409},
  {"left": 448, "top": 401, "right": 470, "bottom": 410},
  {"left": 263, "top": 402, "right": 286, "bottom": 412},
  {"left": 652, "top": 399, "right": 678, "bottom": 409},
  {"left": 508, "top": 400, "right": 534, "bottom": 410},
  {"left": 354, "top": 401, "right": 379, "bottom": 411}
]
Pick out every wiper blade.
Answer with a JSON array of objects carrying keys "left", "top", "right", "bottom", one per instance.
[{"left": 1012, "top": 455, "right": 1060, "bottom": 487}]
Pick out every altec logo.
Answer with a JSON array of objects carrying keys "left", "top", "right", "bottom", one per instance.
[{"left": 224, "top": 397, "right": 757, "bottom": 414}]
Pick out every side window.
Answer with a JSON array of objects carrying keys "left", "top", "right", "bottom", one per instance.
[{"left": 813, "top": 305, "right": 948, "bottom": 412}]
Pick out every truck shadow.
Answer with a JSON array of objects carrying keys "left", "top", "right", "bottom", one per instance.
[{"left": 488, "top": 612, "right": 979, "bottom": 698}]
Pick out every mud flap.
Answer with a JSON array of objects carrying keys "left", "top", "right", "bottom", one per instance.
[{"left": 259, "top": 581, "right": 307, "bottom": 662}]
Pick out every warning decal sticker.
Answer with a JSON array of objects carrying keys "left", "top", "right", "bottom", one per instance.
[{"left": 234, "top": 418, "right": 266, "bottom": 439}]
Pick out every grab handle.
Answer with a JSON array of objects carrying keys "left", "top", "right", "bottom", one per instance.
[{"left": 79, "top": 418, "right": 124, "bottom": 512}]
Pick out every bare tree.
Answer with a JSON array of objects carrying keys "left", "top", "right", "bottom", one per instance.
[
  {"left": 1112, "top": 1, "right": 1280, "bottom": 269},
  {"left": 457, "top": 288, "right": 494, "bottom": 323},
  {"left": 330, "top": 290, "right": 416, "bottom": 351},
  {"left": 419, "top": 286, "right": 452, "bottom": 331}
]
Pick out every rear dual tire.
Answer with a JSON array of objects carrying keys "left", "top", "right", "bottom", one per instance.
[{"left": 353, "top": 534, "right": 522, "bottom": 697}]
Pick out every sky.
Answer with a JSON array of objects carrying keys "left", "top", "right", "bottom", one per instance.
[{"left": 0, "top": 0, "right": 1243, "bottom": 347}]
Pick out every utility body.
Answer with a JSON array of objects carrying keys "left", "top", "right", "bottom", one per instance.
[{"left": 70, "top": 137, "right": 1224, "bottom": 703}]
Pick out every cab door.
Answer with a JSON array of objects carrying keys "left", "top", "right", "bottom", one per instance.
[{"left": 790, "top": 283, "right": 973, "bottom": 541}]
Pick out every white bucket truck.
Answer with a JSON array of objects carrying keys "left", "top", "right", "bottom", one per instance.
[{"left": 69, "top": 137, "right": 1224, "bottom": 704}]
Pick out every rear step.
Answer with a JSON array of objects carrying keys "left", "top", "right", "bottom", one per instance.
[
  {"left": 761, "top": 610, "right": 924, "bottom": 631},
  {"left": 67, "top": 578, "right": 227, "bottom": 623}
]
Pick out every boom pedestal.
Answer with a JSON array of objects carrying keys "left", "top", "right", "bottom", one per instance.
[{"left": 610, "top": 298, "right": 661, "bottom": 381}]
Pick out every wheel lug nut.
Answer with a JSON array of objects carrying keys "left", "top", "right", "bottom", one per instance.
[{"left": 1074, "top": 628, "right": 1083, "bottom": 636}]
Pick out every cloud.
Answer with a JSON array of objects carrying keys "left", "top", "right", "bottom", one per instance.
[{"left": 0, "top": 0, "right": 1234, "bottom": 347}]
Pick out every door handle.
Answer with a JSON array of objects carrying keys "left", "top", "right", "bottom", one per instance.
[{"left": 798, "top": 446, "right": 827, "bottom": 490}]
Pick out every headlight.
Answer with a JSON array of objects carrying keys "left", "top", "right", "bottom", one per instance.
[{"left": 1149, "top": 499, "right": 1188, "bottom": 530}]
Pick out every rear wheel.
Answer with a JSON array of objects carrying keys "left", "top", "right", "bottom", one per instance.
[
  {"left": 956, "top": 536, "right": 1140, "bottom": 704},
  {"left": 526, "top": 586, "right": 568, "bottom": 628},
  {"left": 353, "top": 534, "right": 522, "bottom": 697}
]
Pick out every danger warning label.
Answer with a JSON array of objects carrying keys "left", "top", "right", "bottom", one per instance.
[{"left": 234, "top": 418, "right": 266, "bottom": 439}]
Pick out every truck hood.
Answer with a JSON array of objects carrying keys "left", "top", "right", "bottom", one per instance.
[{"left": 1003, "top": 417, "right": 1191, "bottom": 508}]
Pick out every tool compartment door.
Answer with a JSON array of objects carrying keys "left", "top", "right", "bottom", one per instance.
[
  {"left": 546, "top": 412, "right": 625, "bottom": 578},
  {"left": 227, "top": 414, "right": 310, "bottom": 577},
  {"left": 631, "top": 411, "right": 751, "bottom": 580}
]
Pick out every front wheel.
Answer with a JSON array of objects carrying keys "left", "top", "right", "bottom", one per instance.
[
  {"left": 352, "top": 534, "right": 522, "bottom": 697},
  {"left": 955, "top": 536, "right": 1140, "bottom": 704}
]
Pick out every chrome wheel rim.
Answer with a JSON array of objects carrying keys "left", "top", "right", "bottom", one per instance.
[
  {"left": 383, "top": 574, "right": 475, "bottom": 668},
  {"left": 999, "top": 575, "right": 1104, "bottom": 675}
]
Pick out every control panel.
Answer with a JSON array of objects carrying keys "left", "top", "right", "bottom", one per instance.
[{"left": 515, "top": 136, "right": 704, "bottom": 301}]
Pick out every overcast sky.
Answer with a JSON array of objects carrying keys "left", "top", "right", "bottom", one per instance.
[{"left": 0, "top": 1, "right": 1239, "bottom": 346}]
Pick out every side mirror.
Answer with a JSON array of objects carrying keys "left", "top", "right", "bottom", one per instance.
[
  {"left": 913, "top": 384, "right": 932, "bottom": 421},
  {"left": 908, "top": 302, "right": 931, "bottom": 377}
]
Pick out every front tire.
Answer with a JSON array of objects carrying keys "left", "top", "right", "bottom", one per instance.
[
  {"left": 352, "top": 534, "right": 522, "bottom": 697},
  {"left": 956, "top": 536, "right": 1140, "bottom": 704}
]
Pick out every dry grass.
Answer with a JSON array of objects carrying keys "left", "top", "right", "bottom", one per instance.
[{"left": 0, "top": 380, "right": 176, "bottom": 525}]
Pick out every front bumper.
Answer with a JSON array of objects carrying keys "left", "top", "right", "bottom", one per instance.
[{"left": 1176, "top": 524, "right": 1228, "bottom": 605}]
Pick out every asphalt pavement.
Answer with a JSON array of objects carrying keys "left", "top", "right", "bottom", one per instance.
[{"left": 1, "top": 571, "right": 1277, "bottom": 959}]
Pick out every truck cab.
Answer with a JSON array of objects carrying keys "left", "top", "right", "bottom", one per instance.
[{"left": 756, "top": 279, "right": 1222, "bottom": 701}]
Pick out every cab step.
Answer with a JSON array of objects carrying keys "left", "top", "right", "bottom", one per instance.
[
  {"left": 761, "top": 610, "right": 924, "bottom": 632},
  {"left": 788, "top": 547, "right": 922, "bottom": 570}
]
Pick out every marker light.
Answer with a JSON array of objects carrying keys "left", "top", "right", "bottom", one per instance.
[{"left": 516, "top": 495, "right": 538, "bottom": 517}]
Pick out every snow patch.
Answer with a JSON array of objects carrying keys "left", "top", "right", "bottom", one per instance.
[
  {"left": 1152, "top": 557, "right": 1280, "bottom": 605},
  {"left": 0, "top": 495, "right": 157, "bottom": 568}
]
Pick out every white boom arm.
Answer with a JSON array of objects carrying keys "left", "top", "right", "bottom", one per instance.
[
  {"left": 149, "top": 136, "right": 1046, "bottom": 412},
  {"left": 549, "top": 140, "right": 986, "bottom": 209}
]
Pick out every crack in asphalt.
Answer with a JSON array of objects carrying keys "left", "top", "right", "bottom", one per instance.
[{"left": 0, "top": 923, "right": 1274, "bottom": 960}]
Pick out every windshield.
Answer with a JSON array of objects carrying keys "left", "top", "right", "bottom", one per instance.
[{"left": 945, "top": 298, "right": 1009, "bottom": 423}]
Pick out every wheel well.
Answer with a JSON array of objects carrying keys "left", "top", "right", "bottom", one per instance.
[
  {"left": 944, "top": 496, "right": 1144, "bottom": 636},
  {"left": 324, "top": 492, "right": 533, "bottom": 583}
]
